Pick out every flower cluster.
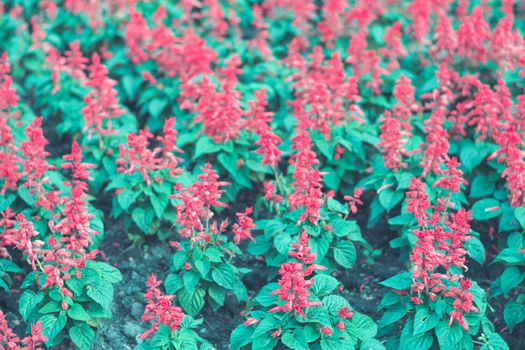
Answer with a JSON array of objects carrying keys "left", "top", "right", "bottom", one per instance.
[
  {"left": 0, "top": 311, "right": 46, "bottom": 350},
  {"left": 181, "top": 56, "right": 244, "bottom": 143},
  {"left": 248, "top": 90, "right": 282, "bottom": 169},
  {"left": 138, "top": 274, "right": 185, "bottom": 340},
  {"left": 54, "top": 142, "right": 97, "bottom": 258},
  {"left": 125, "top": 7, "right": 217, "bottom": 80},
  {"left": 232, "top": 207, "right": 255, "bottom": 245},
  {"left": 171, "top": 163, "right": 229, "bottom": 243},
  {"left": 116, "top": 118, "right": 183, "bottom": 185},
  {"left": 0, "top": 52, "right": 21, "bottom": 195},
  {"left": 288, "top": 128, "right": 325, "bottom": 224},
  {"left": 490, "top": 125, "right": 525, "bottom": 207},
  {"left": 288, "top": 47, "right": 365, "bottom": 139},
  {"left": 269, "top": 231, "right": 325, "bottom": 316},
  {"left": 407, "top": 173, "right": 477, "bottom": 330},
  {"left": 378, "top": 111, "right": 412, "bottom": 172},
  {"left": 82, "top": 53, "right": 125, "bottom": 145}
]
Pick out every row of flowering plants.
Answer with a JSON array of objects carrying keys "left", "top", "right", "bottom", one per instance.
[{"left": 1, "top": 0, "right": 525, "bottom": 349}]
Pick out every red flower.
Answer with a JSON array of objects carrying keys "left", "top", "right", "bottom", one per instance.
[
  {"left": 248, "top": 90, "right": 282, "bottom": 169},
  {"left": 432, "top": 157, "right": 468, "bottom": 194},
  {"left": 263, "top": 181, "right": 283, "bottom": 204},
  {"left": 378, "top": 111, "right": 412, "bottom": 172},
  {"left": 233, "top": 207, "right": 255, "bottom": 245},
  {"left": 1, "top": 212, "right": 43, "bottom": 271},
  {"left": 20, "top": 117, "right": 56, "bottom": 210},
  {"left": 117, "top": 128, "right": 161, "bottom": 186},
  {"left": 420, "top": 108, "right": 449, "bottom": 177},
  {"left": 320, "top": 326, "right": 333, "bottom": 336},
  {"left": 380, "top": 21, "right": 406, "bottom": 70},
  {"left": 244, "top": 318, "right": 259, "bottom": 326},
  {"left": 392, "top": 75, "right": 416, "bottom": 130},
  {"left": 288, "top": 129, "right": 325, "bottom": 224},
  {"left": 268, "top": 262, "right": 322, "bottom": 316},
  {"left": 171, "top": 164, "right": 229, "bottom": 240},
  {"left": 406, "top": 178, "right": 430, "bottom": 227},
  {"left": 82, "top": 53, "right": 125, "bottom": 145},
  {"left": 157, "top": 117, "right": 184, "bottom": 177},
  {"left": 465, "top": 81, "right": 505, "bottom": 141},
  {"left": 138, "top": 274, "right": 185, "bottom": 339},
  {"left": 125, "top": 7, "right": 150, "bottom": 64},
  {"left": 490, "top": 126, "right": 525, "bottom": 207},
  {"left": 344, "top": 187, "right": 364, "bottom": 214},
  {"left": 456, "top": 7, "right": 490, "bottom": 64},
  {"left": 56, "top": 142, "right": 97, "bottom": 259},
  {"left": 288, "top": 230, "right": 317, "bottom": 264}
]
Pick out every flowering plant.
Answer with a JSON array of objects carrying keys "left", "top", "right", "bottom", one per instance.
[
  {"left": 163, "top": 164, "right": 251, "bottom": 316},
  {"left": 109, "top": 117, "right": 185, "bottom": 239},
  {"left": 378, "top": 176, "right": 505, "bottom": 349},
  {"left": 134, "top": 274, "right": 211, "bottom": 350},
  {"left": 250, "top": 127, "right": 367, "bottom": 271},
  {"left": 231, "top": 231, "right": 382, "bottom": 350}
]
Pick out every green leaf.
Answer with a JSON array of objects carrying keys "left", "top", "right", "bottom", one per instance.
[
  {"left": 165, "top": 274, "right": 183, "bottom": 294},
  {"left": 326, "top": 198, "right": 347, "bottom": 214},
  {"left": 218, "top": 153, "right": 251, "bottom": 188},
  {"left": 281, "top": 329, "right": 309, "bottom": 350},
  {"left": 332, "top": 219, "right": 363, "bottom": 241},
  {"left": 322, "top": 295, "right": 351, "bottom": 316},
  {"left": 413, "top": 307, "right": 439, "bottom": 335},
  {"left": 495, "top": 248, "right": 525, "bottom": 264},
  {"left": 230, "top": 324, "right": 254, "bottom": 350},
  {"left": 333, "top": 240, "right": 356, "bottom": 268},
  {"left": 346, "top": 313, "right": 377, "bottom": 339},
  {"left": 320, "top": 337, "right": 354, "bottom": 350},
  {"left": 0, "top": 259, "right": 23, "bottom": 273},
  {"left": 19, "top": 291, "right": 44, "bottom": 322},
  {"left": 312, "top": 275, "right": 340, "bottom": 297},
  {"left": 274, "top": 232, "right": 292, "bottom": 255},
  {"left": 68, "top": 303, "right": 91, "bottom": 321},
  {"left": 148, "top": 97, "right": 167, "bottom": 118},
  {"left": 41, "top": 313, "right": 67, "bottom": 345},
  {"left": 150, "top": 194, "right": 169, "bottom": 219},
  {"left": 469, "top": 175, "right": 495, "bottom": 198},
  {"left": 122, "top": 75, "right": 139, "bottom": 99},
  {"left": 501, "top": 267, "right": 524, "bottom": 294},
  {"left": 378, "top": 303, "right": 406, "bottom": 328},
  {"left": 132, "top": 207, "right": 155, "bottom": 234},
  {"left": 399, "top": 320, "right": 433, "bottom": 350},
  {"left": 471, "top": 199, "right": 501, "bottom": 220},
  {"left": 39, "top": 301, "right": 62, "bottom": 313},
  {"left": 255, "top": 283, "right": 279, "bottom": 307},
  {"left": 183, "top": 271, "right": 201, "bottom": 291},
  {"left": 211, "top": 264, "right": 236, "bottom": 290},
  {"left": 194, "top": 137, "right": 221, "bottom": 159},
  {"left": 178, "top": 288, "right": 205, "bottom": 316},
  {"left": 435, "top": 321, "right": 462, "bottom": 349},
  {"left": 252, "top": 314, "right": 279, "bottom": 338},
  {"left": 69, "top": 323, "right": 95, "bottom": 350},
  {"left": 504, "top": 301, "right": 525, "bottom": 332},
  {"left": 86, "top": 278, "right": 114, "bottom": 308},
  {"left": 194, "top": 258, "right": 210, "bottom": 277},
  {"left": 208, "top": 285, "right": 226, "bottom": 306},
  {"left": 515, "top": 207, "right": 525, "bottom": 230},
  {"left": 465, "top": 237, "right": 485, "bottom": 265},
  {"left": 172, "top": 251, "right": 188, "bottom": 270},
  {"left": 380, "top": 272, "right": 411, "bottom": 290},
  {"left": 117, "top": 189, "right": 137, "bottom": 210},
  {"left": 460, "top": 142, "right": 488, "bottom": 172}
]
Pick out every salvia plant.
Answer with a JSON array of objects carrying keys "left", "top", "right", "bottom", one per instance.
[{"left": 1, "top": 0, "right": 525, "bottom": 349}]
